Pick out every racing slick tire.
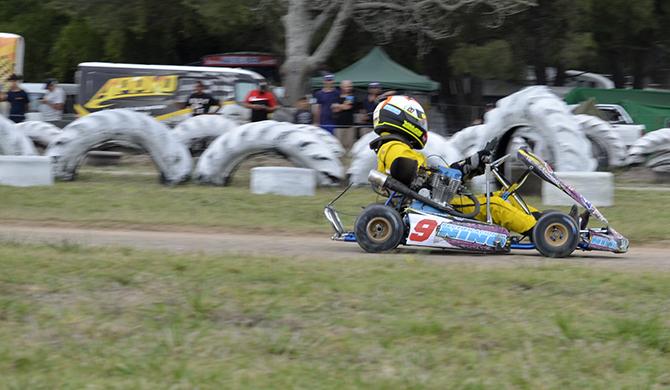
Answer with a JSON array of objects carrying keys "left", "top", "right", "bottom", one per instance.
[
  {"left": 532, "top": 211, "right": 579, "bottom": 258},
  {"left": 354, "top": 204, "right": 405, "bottom": 253}
]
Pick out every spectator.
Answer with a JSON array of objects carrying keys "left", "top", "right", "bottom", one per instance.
[
  {"left": 332, "top": 79, "right": 359, "bottom": 150},
  {"left": 184, "top": 81, "right": 220, "bottom": 116},
  {"left": 243, "top": 81, "right": 277, "bottom": 122},
  {"left": 39, "top": 79, "right": 65, "bottom": 122},
  {"left": 293, "top": 95, "right": 313, "bottom": 124},
  {"left": 313, "top": 74, "right": 340, "bottom": 133},
  {"left": 361, "top": 82, "right": 396, "bottom": 125},
  {"left": 1, "top": 74, "right": 29, "bottom": 123}
]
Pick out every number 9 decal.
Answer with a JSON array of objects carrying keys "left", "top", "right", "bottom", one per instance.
[{"left": 409, "top": 219, "right": 438, "bottom": 242}]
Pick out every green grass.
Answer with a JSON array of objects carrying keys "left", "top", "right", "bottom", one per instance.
[
  {"left": 1, "top": 171, "right": 669, "bottom": 242},
  {"left": 1, "top": 243, "right": 670, "bottom": 388}
]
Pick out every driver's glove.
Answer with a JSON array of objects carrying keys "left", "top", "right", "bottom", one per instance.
[{"left": 450, "top": 149, "right": 492, "bottom": 180}]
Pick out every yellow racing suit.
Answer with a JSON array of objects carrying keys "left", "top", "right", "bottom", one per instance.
[{"left": 376, "top": 139, "right": 537, "bottom": 234}]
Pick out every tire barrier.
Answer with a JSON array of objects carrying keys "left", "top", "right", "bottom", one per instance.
[
  {"left": 626, "top": 128, "right": 670, "bottom": 172},
  {"left": 195, "top": 121, "right": 344, "bottom": 186},
  {"left": 347, "top": 131, "right": 462, "bottom": 185},
  {"left": 574, "top": 114, "right": 627, "bottom": 169},
  {"left": 171, "top": 115, "right": 238, "bottom": 149},
  {"left": 479, "top": 86, "right": 597, "bottom": 171},
  {"left": 219, "top": 103, "right": 250, "bottom": 123},
  {"left": 293, "top": 124, "right": 345, "bottom": 158},
  {"left": 15, "top": 121, "right": 62, "bottom": 148},
  {"left": 46, "top": 109, "right": 192, "bottom": 184},
  {"left": 0, "top": 115, "right": 37, "bottom": 156}
]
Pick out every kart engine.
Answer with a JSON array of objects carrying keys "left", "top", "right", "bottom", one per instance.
[{"left": 429, "top": 167, "right": 462, "bottom": 205}]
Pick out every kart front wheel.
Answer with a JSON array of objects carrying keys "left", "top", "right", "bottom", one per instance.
[
  {"left": 532, "top": 211, "right": 579, "bottom": 258},
  {"left": 354, "top": 204, "right": 405, "bottom": 253}
]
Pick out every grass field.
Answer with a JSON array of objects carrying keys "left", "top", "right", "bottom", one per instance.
[
  {"left": 1, "top": 170, "right": 670, "bottom": 242},
  {"left": 1, "top": 243, "right": 669, "bottom": 388}
]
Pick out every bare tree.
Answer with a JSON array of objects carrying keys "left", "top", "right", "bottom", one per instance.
[{"left": 279, "top": 0, "right": 536, "bottom": 103}]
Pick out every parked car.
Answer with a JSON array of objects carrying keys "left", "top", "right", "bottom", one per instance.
[{"left": 594, "top": 104, "right": 645, "bottom": 147}]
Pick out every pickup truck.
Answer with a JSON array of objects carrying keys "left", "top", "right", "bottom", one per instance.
[{"left": 594, "top": 104, "right": 645, "bottom": 146}]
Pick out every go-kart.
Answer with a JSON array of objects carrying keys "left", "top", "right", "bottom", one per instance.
[{"left": 324, "top": 148, "right": 628, "bottom": 258}]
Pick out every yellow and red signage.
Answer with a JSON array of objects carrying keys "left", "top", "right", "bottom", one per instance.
[{"left": 0, "top": 33, "right": 24, "bottom": 83}]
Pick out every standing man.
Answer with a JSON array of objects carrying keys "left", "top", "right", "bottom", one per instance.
[
  {"left": 184, "top": 81, "right": 220, "bottom": 116},
  {"left": 331, "top": 79, "right": 358, "bottom": 150},
  {"left": 243, "top": 81, "right": 277, "bottom": 122},
  {"left": 362, "top": 82, "right": 395, "bottom": 125},
  {"left": 313, "top": 74, "right": 340, "bottom": 134},
  {"left": 39, "top": 79, "right": 65, "bottom": 123},
  {"left": 1, "top": 74, "right": 30, "bottom": 123}
]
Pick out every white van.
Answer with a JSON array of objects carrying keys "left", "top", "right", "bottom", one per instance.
[{"left": 75, "top": 62, "right": 265, "bottom": 125}]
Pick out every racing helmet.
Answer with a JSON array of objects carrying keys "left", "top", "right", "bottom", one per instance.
[{"left": 373, "top": 95, "right": 428, "bottom": 149}]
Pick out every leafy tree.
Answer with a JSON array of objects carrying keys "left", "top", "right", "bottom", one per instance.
[
  {"left": 50, "top": 20, "right": 103, "bottom": 81},
  {"left": 0, "top": 0, "right": 68, "bottom": 80},
  {"left": 590, "top": 0, "right": 667, "bottom": 88}
]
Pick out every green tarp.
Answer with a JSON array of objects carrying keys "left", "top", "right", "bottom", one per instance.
[
  {"left": 311, "top": 47, "right": 440, "bottom": 92},
  {"left": 565, "top": 88, "right": 670, "bottom": 132}
]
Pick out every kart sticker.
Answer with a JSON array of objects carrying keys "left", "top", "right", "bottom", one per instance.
[
  {"left": 406, "top": 212, "right": 509, "bottom": 251},
  {"left": 435, "top": 223, "right": 508, "bottom": 248}
]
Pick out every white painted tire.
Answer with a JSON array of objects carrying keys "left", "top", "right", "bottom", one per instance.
[
  {"left": 480, "top": 86, "right": 596, "bottom": 171},
  {"left": 15, "top": 121, "right": 62, "bottom": 148},
  {"left": 46, "top": 109, "right": 192, "bottom": 184},
  {"left": 627, "top": 128, "right": 670, "bottom": 165},
  {"left": 292, "top": 124, "right": 345, "bottom": 158},
  {"left": 0, "top": 115, "right": 37, "bottom": 156},
  {"left": 574, "top": 114, "right": 627, "bottom": 169},
  {"left": 195, "top": 120, "right": 344, "bottom": 186},
  {"left": 172, "top": 115, "right": 238, "bottom": 149},
  {"left": 219, "top": 104, "right": 250, "bottom": 123}
]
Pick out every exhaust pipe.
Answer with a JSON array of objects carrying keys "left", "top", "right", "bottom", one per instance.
[{"left": 367, "top": 170, "right": 480, "bottom": 219}]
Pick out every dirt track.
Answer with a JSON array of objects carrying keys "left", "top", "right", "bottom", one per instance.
[{"left": 0, "top": 224, "right": 667, "bottom": 269}]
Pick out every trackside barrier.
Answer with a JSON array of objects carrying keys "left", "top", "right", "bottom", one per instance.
[{"left": 0, "top": 156, "right": 53, "bottom": 186}]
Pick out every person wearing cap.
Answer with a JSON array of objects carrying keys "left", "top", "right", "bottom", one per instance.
[
  {"left": 362, "top": 82, "right": 396, "bottom": 123},
  {"left": 39, "top": 79, "right": 65, "bottom": 122},
  {"left": 313, "top": 74, "right": 340, "bottom": 134},
  {"left": 1, "top": 74, "right": 30, "bottom": 123},
  {"left": 243, "top": 81, "right": 277, "bottom": 122}
]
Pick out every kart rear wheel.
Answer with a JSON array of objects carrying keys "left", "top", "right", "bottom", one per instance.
[
  {"left": 354, "top": 204, "right": 405, "bottom": 253},
  {"left": 532, "top": 211, "right": 579, "bottom": 258}
]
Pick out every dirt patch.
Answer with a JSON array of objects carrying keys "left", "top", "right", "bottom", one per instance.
[{"left": 0, "top": 223, "right": 669, "bottom": 270}]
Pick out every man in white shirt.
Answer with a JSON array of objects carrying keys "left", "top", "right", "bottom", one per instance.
[{"left": 39, "top": 79, "right": 65, "bottom": 122}]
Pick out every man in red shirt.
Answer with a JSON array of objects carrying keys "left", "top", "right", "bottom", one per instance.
[{"left": 243, "top": 81, "right": 277, "bottom": 122}]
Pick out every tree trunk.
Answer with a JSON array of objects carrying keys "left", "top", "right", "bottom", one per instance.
[
  {"left": 610, "top": 52, "right": 626, "bottom": 88},
  {"left": 280, "top": 0, "right": 353, "bottom": 104},
  {"left": 632, "top": 49, "right": 647, "bottom": 89},
  {"left": 554, "top": 63, "right": 566, "bottom": 86},
  {"left": 470, "top": 76, "right": 483, "bottom": 107},
  {"left": 280, "top": 57, "right": 315, "bottom": 103},
  {"left": 534, "top": 64, "right": 547, "bottom": 85}
]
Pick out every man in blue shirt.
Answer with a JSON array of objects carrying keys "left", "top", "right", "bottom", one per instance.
[
  {"left": 313, "top": 74, "right": 340, "bottom": 134},
  {"left": 1, "top": 74, "right": 30, "bottom": 123}
]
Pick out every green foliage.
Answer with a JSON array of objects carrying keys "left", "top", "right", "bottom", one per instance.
[
  {"left": 560, "top": 32, "right": 599, "bottom": 69},
  {"left": 50, "top": 20, "right": 103, "bottom": 81},
  {"left": 0, "top": 0, "right": 68, "bottom": 80},
  {"left": 449, "top": 40, "right": 517, "bottom": 80}
]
